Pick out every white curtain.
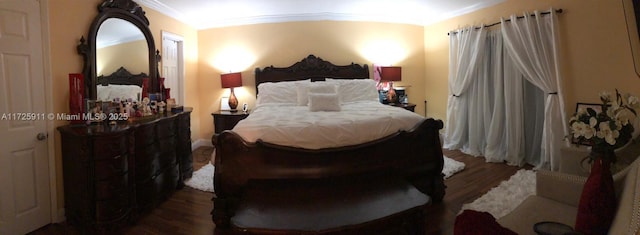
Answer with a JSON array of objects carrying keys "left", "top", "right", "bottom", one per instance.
[
  {"left": 450, "top": 29, "right": 545, "bottom": 167},
  {"left": 444, "top": 26, "right": 487, "bottom": 150},
  {"left": 466, "top": 30, "right": 503, "bottom": 157},
  {"left": 445, "top": 12, "right": 558, "bottom": 168},
  {"left": 501, "top": 9, "right": 568, "bottom": 170}
]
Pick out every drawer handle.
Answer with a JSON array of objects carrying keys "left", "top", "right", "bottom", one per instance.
[{"left": 114, "top": 155, "right": 122, "bottom": 159}]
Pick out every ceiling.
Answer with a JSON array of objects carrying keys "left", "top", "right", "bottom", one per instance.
[
  {"left": 135, "top": 0, "right": 505, "bottom": 29},
  {"left": 97, "top": 18, "right": 146, "bottom": 48}
]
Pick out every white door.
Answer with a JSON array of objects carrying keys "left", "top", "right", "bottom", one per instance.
[
  {"left": 0, "top": 0, "right": 51, "bottom": 234},
  {"left": 162, "top": 32, "right": 184, "bottom": 104}
]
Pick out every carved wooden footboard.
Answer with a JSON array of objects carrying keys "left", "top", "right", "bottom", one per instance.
[{"left": 212, "top": 118, "right": 445, "bottom": 228}]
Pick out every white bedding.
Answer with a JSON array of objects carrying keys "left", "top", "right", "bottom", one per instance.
[
  {"left": 232, "top": 101, "right": 425, "bottom": 149},
  {"left": 97, "top": 84, "right": 142, "bottom": 101}
]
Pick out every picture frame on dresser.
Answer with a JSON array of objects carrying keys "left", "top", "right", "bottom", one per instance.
[{"left": 220, "top": 97, "right": 231, "bottom": 111}]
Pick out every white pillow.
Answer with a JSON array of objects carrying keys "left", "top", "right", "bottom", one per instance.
[
  {"left": 296, "top": 82, "right": 339, "bottom": 106},
  {"left": 257, "top": 80, "right": 310, "bottom": 106},
  {"left": 296, "top": 82, "right": 311, "bottom": 106},
  {"left": 325, "top": 78, "right": 379, "bottom": 103},
  {"left": 107, "top": 84, "right": 142, "bottom": 101},
  {"left": 308, "top": 93, "right": 341, "bottom": 112},
  {"left": 96, "top": 85, "right": 111, "bottom": 101}
]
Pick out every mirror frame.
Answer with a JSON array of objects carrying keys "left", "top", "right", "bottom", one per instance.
[
  {"left": 624, "top": 0, "right": 640, "bottom": 78},
  {"left": 78, "top": 0, "right": 159, "bottom": 100}
]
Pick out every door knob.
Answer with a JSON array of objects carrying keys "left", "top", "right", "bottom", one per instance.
[{"left": 37, "top": 132, "right": 47, "bottom": 141}]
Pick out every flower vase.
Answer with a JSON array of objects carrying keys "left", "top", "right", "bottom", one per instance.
[{"left": 574, "top": 147, "right": 616, "bottom": 235}]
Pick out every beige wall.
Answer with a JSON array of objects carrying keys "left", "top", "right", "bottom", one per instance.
[
  {"left": 424, "top": 0, "right": 640, "bottom": 122},
  {"left": 198, "top": 21, "right": 427, "bottom": 139},
  {"left": 97, "top": 39, "right": 148, "bottom": 76},
  {"left": 48, "top": 0, "right": 198, "bottom": 212}
]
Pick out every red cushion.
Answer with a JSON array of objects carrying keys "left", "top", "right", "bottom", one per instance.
[
  {"left": 454, "top": 210, "right": 517, "bottom": 235},
  {"left": 575, "top": 158, "right": 616, "bottom": 235}
]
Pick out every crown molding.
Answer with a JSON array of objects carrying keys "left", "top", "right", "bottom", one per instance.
[
  {"left": 134, "top": 0, "right": 194, "bottom": 26},
  {"left": 436, "top": 0, "right": 504, "bottom": 21},
  {"left": 197, "top": 12, "right": 426, "bottom": 29},
  {"left": 135, "top": 0, "right": 505, "bottom": 30}
]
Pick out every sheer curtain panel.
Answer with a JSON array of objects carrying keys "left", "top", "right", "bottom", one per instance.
[
  {"left": 501, "top": 9, "right": 568, "bottom": 170},
  {"left": 444, "top": 26, "right": 487, "bottom": 150}
]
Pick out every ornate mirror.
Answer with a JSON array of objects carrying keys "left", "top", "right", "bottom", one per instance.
[{"left": 78, "top": 0, "right": 159, "bottom": 100}]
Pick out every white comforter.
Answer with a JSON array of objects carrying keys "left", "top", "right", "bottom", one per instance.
[{"left": 232, "top": 101, "right": 425, "bottom": 149}]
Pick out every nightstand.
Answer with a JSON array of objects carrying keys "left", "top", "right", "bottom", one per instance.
[
  {"left": 212, "top": 111, "right": 249, "bottom": 134},
  {"left": 386, "top": 103, "right": 416, "bottom": 112},
  {"left": 212, "top": 111, "right": 249, "bottom": 146}
]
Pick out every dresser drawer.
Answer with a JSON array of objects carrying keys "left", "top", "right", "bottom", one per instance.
[
  {"left": 135, "top": 124, "right": 156, "bottom": 146},
  {"left": 134, "top": 151, "right": 159, "bottom": 182},
  {"left": 95, "top": 173, "right": 129, "bottom": 200},
  {"left": 135, "top": 144, "right": 159, "bottom": 163},
  {"left": 135, "top": 164, "right": 179, "bottom": 212},
  {"left": 95, "top": 195, "right": 130, "bottom": 222},
  {"left": 94, "top": 154, "right": 128, "bottom": 180},
  {"left": 93, "top": 136, "right": 128, "bottom": 160},
  {"left": 135, "top": 152, "right": 176, "bottom": 183},
  {"left": 157, "top": 119, "right": 176, "bottom": 138},
  {"left": 158, "top": 137, "right": 176, "bottom": 153}
]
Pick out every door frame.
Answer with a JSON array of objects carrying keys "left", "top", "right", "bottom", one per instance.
[
  {"left": 37, "top": 0, "right": 59, "bottom": 223},
  {"left": 161, "top": 31, "right": 185, "bottom": 105}
]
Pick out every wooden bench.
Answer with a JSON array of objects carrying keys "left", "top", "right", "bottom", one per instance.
[{"left": 217, "top": 178, "right": 429, "bottom": 235}]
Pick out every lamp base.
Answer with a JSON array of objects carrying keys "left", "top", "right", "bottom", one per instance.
[{"left": 228, "top": 88, "right": 239, "bottom": 112}]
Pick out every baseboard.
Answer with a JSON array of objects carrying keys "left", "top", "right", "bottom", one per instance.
[{"left": 192, "top": 139, "right": 213, "bottom": 150}]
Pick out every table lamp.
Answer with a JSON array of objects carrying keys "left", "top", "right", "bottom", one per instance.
[
  {"left": 381, "top": 66, "right": 401, "bottom": 104},
  {"left": 221, "top": 72, "right": 242, "bottom": 112}
]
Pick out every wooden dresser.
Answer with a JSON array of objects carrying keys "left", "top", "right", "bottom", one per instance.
[{"left": 57, "top": 108, "right": 192, "bottom": 232}]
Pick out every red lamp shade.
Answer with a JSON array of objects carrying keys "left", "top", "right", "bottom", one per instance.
[
  {"left": 381, "top": 66, "right": 402, "bottom": 81},
  {"left": 221, "top": 72, "right": 243, "bottom": 88},
  {"left": 220, "top": 72, "right": 243, "bottom": 112}
]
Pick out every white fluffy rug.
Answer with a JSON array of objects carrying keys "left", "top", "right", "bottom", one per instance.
[
  {"left": 443, "top": 156, "right": 466, "bottom": 179},
  {"left": 184, "top": 163, "right": 216, "bottom": 192},
  {"left": 460, "top": 169, "right": 536, "bottom": 219},
  {"left": 185, "top": 155, "right": 465, "bottom": 193}
]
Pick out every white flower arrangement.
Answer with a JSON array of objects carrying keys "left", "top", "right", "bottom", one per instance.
[{"left": 570, "top": 90, "right": 639, "bottom": 153}]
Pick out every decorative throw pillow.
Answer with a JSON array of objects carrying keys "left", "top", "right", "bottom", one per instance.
[
  {"left": 308, "top": 93, "right": 341, "bottom": 112},
  {"left": 296, "top": 82, "right": 338, "bottom": 106},
  {"left": 454, "top": 210, "right": 517, "bottom": 235},
  {"left": 308, "top": 82, "right": 338, "bottom": 94}
]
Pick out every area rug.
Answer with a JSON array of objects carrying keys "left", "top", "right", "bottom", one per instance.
[
  {"left": 185, "top": 155, "right": 465, "bottom": 193},
  {"left": 460, "top": 169, "right": 536, "bottom": 219}
]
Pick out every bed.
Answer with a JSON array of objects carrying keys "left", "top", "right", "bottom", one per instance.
[
  {"left": 96, "top": 66, "right": 147, "bottom": 101},
  {"left": 212, "top": 55, "right": 445, "bottom": 228}
]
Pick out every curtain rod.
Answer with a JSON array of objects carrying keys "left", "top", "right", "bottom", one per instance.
[{"left": 447, "top": 9, "right": 563, "bottom": 35}]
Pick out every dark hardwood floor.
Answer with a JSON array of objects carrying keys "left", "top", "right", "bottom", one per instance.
[{"left": 31, "top": 147, "right": 529, "bottom": 235}]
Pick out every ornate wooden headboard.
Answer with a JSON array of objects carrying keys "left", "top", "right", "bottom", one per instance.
[
  {"left": 254, "top": 54, "right": 370, "bottom": 93},
  {"left": 96, "top": 67, "right": 147, "bottom": 86}
]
